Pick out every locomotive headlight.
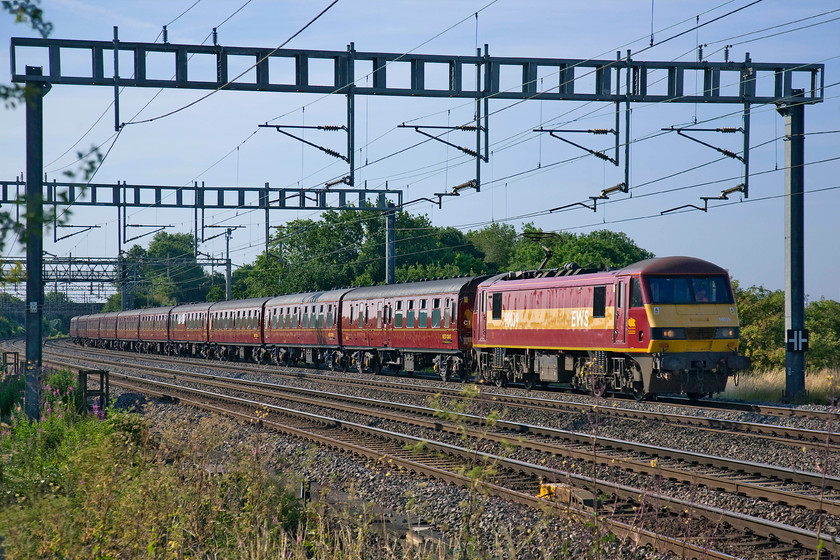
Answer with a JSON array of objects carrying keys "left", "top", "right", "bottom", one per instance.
[
  {"left": 651, "top": 327, "right": 686, "bottom": 340},
  {"left": 714, "top": 326, "right": 740, "bottom": 339}
]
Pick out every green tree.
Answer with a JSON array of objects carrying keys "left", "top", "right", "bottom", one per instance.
[
  {"left": 805, "top": 298, "right": 840, "bottom": 371},
  {"left": 466, "top": 222, "right": 518, "bottom": 272},
  {"left": 272, "top": 209, "right": 366, "bottom": 293},
  {"left": 144, "top": 232, "right": 209, "bottom": 304},
  {"left": 734, "top": 283, "right": 786, "bottom": 370},
  {"left": 508, "top": 226, "right": 654, "bottom": 271}
]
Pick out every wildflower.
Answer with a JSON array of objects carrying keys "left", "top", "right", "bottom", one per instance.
[{"left": 650, "top": 459, "right": 658, "bottom": 468}]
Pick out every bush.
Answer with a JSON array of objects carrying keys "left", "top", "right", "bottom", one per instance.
[
  {"left": 0, "top": 369, "right": 24, "bottom": 417},
  {"left": 0, "top": 408, "right": 308, "bottom": 559}
]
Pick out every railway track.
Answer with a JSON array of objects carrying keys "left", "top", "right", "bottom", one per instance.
[
  {"left": 32, "top": 341, "right": 840, "bottom": 558},
  {"left": 100, "top": 371, "right": 840, "bottom": 559},
  {"left": 47, "top": 339, "right": 840, "bottom": 450}
]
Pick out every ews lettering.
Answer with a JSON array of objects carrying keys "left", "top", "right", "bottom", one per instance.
[{"left": 571, "top": 309, "right": 590, "bottom": 328}]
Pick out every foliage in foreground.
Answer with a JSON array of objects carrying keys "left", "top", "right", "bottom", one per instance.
[{"left": 0, "top": 402, "right": 306, "bottom": 559}]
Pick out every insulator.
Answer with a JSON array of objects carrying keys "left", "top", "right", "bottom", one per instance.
[
  {"left": 720, "top": 149, "right": 738, "bottom": 159},
  {"left": 162, "top": 26, "right": 168, "bottom": 44},
  {"left": 320, "top": 125, "right": 344, "bottom": 131},
  {"left": 697, "top": 45, "right": 703, "bottom": 62},
  {"left": 590, "top": 129, "right": 611, "bottom": 135},
  {"left": 593, "top": 151, "right": 610, "bottom": 162},
  {"left": 718, "top": 127, "right": 738, "bottom": 133},
  {"left": 212, "top": 28, "right": 218, "bottom": 46},
  {"left": 323, "top": 148, "right": 342, "bottom": 159}
]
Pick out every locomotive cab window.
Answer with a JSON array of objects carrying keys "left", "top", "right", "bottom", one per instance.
[
  {"left": 593, "top": 286, "right": 606, "bottom": 319},
  {"left": 630, "top": 277, "right": 644, "bottom": 307},
  {"left": 647, "top": 275, "right": 733, "bottom": 304},
  {"left": 491, "top": 293, "right": 502, "bottom": 321}
]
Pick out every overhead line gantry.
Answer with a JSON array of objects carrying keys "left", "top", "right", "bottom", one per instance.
[{"left": 8, "top": 34, "right": 824, "bottom": 418}]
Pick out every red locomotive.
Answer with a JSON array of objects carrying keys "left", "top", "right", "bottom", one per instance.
[
  {"left": 473, "top": 256, "right": 748, "bottom": 398},
  {"left": 70, "top": 256, "right": 749, "bottom": 398}
]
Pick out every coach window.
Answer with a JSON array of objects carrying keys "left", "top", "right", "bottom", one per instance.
[
  {"left": 593, "top": 286, "right": 606, "bottom": 318},
  {"left": 406, "top": 300, "right": 415, "bottom": 328},
  {"left": 443, "top": 298, "right": 451, "bottom": 328},
  {"left": 432, "top": 298, "right": 441, "bottom": 328},
  {"left": 326, "top": 304, "right": 333, "bottom": 328},
  {"left": 418, "top": 299, "right": 428, "bottom": 329},
  {"left": 491, "top": 293, "right": 502, "bottom": 321},
  {"left": 350, "top": 304, "right": 355, "bottom": 325},
  {"left": 395, "top": 300, "right": 403, "bottom": 328}
]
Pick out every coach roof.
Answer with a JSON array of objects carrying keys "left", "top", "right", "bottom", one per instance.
[
  {"left": 343, "top": 276, "right": 486, "bottom": 301},
  {"left": 266, "top": 288, "right": 353, "bottom": 307}
]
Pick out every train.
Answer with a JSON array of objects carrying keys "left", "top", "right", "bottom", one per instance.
[{"left": 70, "top": 256, "right": 750, "bottom": 399}]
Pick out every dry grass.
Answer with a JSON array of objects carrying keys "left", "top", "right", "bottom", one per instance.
[{"left": 721, "top": 368, "right": 840, "bottom": 405}]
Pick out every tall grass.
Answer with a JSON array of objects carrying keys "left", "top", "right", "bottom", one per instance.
[{"left": 721, "top": 368, "right": 840, "bottom": 404}]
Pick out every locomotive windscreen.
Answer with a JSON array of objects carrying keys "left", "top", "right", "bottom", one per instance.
[{"left": 646, "top": 275, "right": 733, "bottom": 304}]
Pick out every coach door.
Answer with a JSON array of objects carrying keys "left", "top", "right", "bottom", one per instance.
[
  {"left": 614, "top": 280, "right": 628, "bottom": 344},
  {"left": 476, "top": 291, "right": 488, "bottom": 343}
]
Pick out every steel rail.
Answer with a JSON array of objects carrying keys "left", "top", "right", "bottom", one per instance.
[
  {"left": 47, "top": 340, "right": 840, "bottom": 450},
  {"left": 105, "top": 371, "right": 840, "bottom": 558}
]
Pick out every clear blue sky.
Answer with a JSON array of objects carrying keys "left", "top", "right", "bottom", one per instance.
[{"left": 2, "top": 0, "right": 839, "bottom": 301}]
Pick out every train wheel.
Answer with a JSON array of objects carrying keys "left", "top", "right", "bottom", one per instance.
[
  {"left": 280, "top": 352, "right": 290, "bottom": 367},
  {"left": 371, "top": 356, "right": 382, "bottom": 375},
  {"left": 686, "top": 392, "right": 703, "bottom": 401},
  {"left": 459, "top": 369, "right": 470, "bottom": 383},
  {"left": 523, "top": 376, "right": 536, "bottom": 391},
  {"left": 592, "top": 381, "right": 607, "bottom": 398},
  {"left": 632, "top": 382, "right": 646, "bottom": 402},
  {"left": 494, "top": 373, "right": 507, "bottom": 388}
]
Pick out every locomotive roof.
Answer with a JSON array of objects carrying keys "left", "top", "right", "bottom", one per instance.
[
  {"left": 343, "top": 276, "right": 488, "bottom": 300},
  {"left": 266, "top": 288, "right": 353, "bottom": 306},
  {"left": 615, "top": 256, "right": 729, "bottom": 276},
  {"left": 478, "top": 256, "right": 728, "bottom": 290}
]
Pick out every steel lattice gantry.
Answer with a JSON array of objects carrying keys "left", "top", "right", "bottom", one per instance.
[
  {"left": 0, "top": 256, "right": 228, "bottom": 283},
  {"left": 9, "top": 37, "right": 823, "bottom": 103},
  {"left": 8, "top": 35, "right": 826, "bottom": 417}
]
